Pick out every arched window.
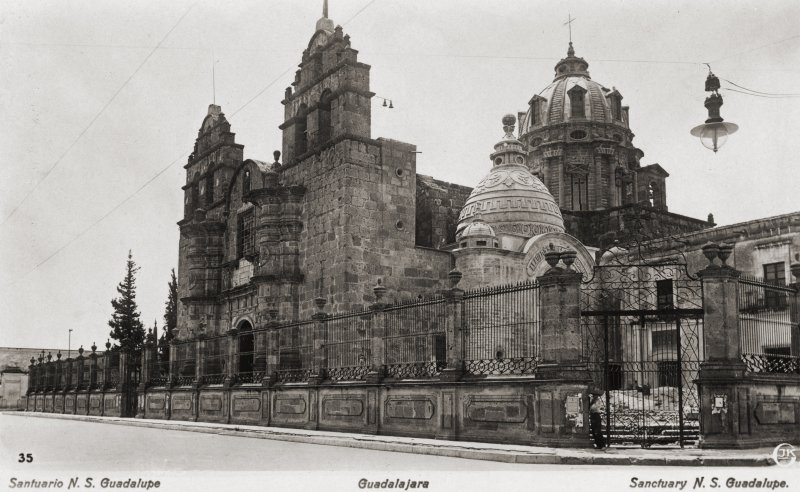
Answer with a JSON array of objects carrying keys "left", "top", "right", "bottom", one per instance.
[
  {"left": 237, "top": 321, "right": 254, "bottom": 377},
  {"left": 242, "top": 169, "right": 251, "bottom": 195},
  {"left": 191, "top": 184, "right": 199, "bottom": 211},
  {"left": 237, "top": 210, "right": 255, "bottom": 258},
  {"left": 318, "top": 90, "right": 332, "bottom": 144},
  {"left": 648, "top": 182, "right": 656, "bottom": 207},
  {"left": 615, "top": 169, "right": 624, "bottom": 206},
  {"left": 294, "top": 104, "right": 308, "bottom": 157}
]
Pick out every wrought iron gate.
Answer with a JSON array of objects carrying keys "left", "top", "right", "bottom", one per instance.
[
  {"left": 581, "top": 259, "right": 704, "bottom": 448},
  {"left": 123, "top": 359, "right": 141, "bottom": 417}
]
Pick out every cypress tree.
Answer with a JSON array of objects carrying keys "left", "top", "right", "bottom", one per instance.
[
  {"left": 159, "top": 268, "right": 178, "bottom": 361},
  {"left": 108, "top": 250, "right": 146, "bottom": 354}
]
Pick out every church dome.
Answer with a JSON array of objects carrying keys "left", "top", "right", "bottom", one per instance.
[
  {"left": 457, "top": 220, "right": 496, "bottom": 240},
  {"left": 458, "top": 115, "right": 565, "bottom": 252},
  {"left": 520, "top": 42, "right": 630, "bottom": 138}
]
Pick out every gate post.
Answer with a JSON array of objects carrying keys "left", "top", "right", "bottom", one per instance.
[
  {"left": 535, "top": 249, "right": 593, "bottom": 447},
  {"left": 440, "top": 269, "right": 465, "bottom": 382},
  {"left": 366, "top": 280, "right": 387, "bottom": 384},
  {"left": 309, "top": 297, "right": 328, "bottom": 385},
  {"left": 264, "top": 308, "right": 280, "bottom": 387},
  {"left": 695, "top": 242, "right": 747, "bottom": 448}
]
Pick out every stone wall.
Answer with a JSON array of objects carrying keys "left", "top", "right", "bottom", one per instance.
[{"left": 415, "top": 175, "right": 472, "bottom": 248}]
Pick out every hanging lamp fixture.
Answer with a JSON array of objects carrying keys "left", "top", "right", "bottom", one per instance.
[{"left": 690, "top": 70, "right": 738, "bottom": 153}]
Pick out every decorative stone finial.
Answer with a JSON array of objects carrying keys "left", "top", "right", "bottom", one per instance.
[
  {"left": 544, "top": 244, "right": 561, "bottom": 269},
  {"left": 273, "top": 150, "right": 281, "bottom": 164},
  {"left": 57, "top": 351, "right": 62, "bottom": 360},
  {"left": 30, "top": 357, "right": 36, "bottom": 366},
  {"left": 718, "top": 243, "right": 734, "bottom": 267},
  {"left": 561, "top": 249, "right": 577, "bottom": 270},
  {"left": 47, "top": 352, "right": 52, "bottom": 362},
  {"left": 91, "top": 342, "right": 97, "bottom": 353},
  {"left": 106, "top": 339, "right": 111, "bottom": 350},
  {"left": 707, "top": 213, "right": 715, "bottom": 224},
  {"left": 501, "top": 114, "right": 516, "bottom": 137},
  {"left": 701, "top": 242, "right": 720, "bottom": 267},
  {"left": 567, "top": 41, "right": 575, "bottom": 57},
  {"left": 78, "top": 345, "right": 84, "bottom": 356},
  {"left": 373, "top": 278, "right": 387, "bottom": 301},
  {"left": 448, "top": 269, "right": 463, "bottom": 288}
]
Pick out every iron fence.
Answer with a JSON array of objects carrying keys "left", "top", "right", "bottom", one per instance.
[
  {"left": 462, "top": 281, "right": 540, "bottom": 376},
  {"left": 383, "top": 297, "right": 447, "bottom": 379},
  {"left": 275, "top": 321, "right": 313, "bottom": 383},
  {"left": 326, "top": 310, "right": 373, "bottom": 381},
  {"left": 235, "top": 328, "right": 268, "bottom": 384},
  {"left": 172, "top": 341, "right": 196, "bottom": 386},
  {"left": 739, "top": 276, "right": 799, "bottom": 373},
  {"left": 202, "top": 335, "right": 229, "bottom": 385},
  {"left": 148, "top": 359, "right": 171, "bottom": 386}
]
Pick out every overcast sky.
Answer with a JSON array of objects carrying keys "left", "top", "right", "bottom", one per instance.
[{"left": 1, "top": 0, "right": 798, "bottom": 349}]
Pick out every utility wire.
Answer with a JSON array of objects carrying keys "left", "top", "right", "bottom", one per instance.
[
  {"left": 722, "top": 87, "right": 800, "bottom": 99},
  {"left": 1, "top": 2, "right": 197, "bottom": 227},
  {"left": 12, "top": 0, "right": 380, "bottom": 282},
  {"left": 722, "top": 78, "right": 800, "bottom": 97}
]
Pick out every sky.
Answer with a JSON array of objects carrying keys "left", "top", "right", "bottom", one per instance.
[{"left": 1, "top": 0, "right": 798, "bottom": 349}]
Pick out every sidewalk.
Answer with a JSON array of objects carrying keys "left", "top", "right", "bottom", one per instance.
[{"left": 7, "top": 411, "right": 776, "bottom": 467}]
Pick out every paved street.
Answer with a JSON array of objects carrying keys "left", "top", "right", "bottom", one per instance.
[{"left": 1, "top": 413, "right": 595, "bottom": 471}]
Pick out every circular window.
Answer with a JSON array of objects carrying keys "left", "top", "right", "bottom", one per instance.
[
  {"left": 570, "top": 130, "right": 587, "bottom": 140},
  {"left": 494, "top": 157, "right": 503, "bottom": 166},
  {"left": 395, "top": 168, "right": 404, "bottom": 177},
  {"left": 515, "top": 155, "right": 524, "bottom": 164},
  {"left": 395, "top": 220, "right": 405, "bottom": 231}
]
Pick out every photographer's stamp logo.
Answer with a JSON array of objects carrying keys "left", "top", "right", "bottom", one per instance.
[{"left": 772, "top": 443, "right": 797, "bottom": 467}]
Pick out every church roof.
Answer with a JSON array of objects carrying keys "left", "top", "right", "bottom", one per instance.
[{"left": 520, "top": 43, "right": 629, "bottom": 136}]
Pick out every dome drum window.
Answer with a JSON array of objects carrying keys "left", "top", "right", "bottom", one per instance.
[
  {"left": 568, "top": 85, "right": 587, "bottom": 119},
  {"left": 569, "top": 130, "right": 587, "bottom": 140}
]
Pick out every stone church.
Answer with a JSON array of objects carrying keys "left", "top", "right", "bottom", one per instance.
[{"left": 174, "top": 6, "right": 782, "bottom": 340}]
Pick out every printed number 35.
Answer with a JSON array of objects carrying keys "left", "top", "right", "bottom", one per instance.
[{"left": 18, "top": 453, "right": 33, "bottom": 463}]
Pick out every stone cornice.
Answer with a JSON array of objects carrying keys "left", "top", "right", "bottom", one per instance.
[{"left": 184, "top": 141, "right": 245, "bottom": 170}]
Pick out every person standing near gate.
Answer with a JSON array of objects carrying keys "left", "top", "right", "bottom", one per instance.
[{"left": 589, "top": 390, "right": 607, "bottom": 450}]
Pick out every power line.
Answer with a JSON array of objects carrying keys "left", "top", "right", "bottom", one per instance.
[
  {"left": 11, "top": 0, "right": 380, "bottom": 282},
  {"left": 722, "top": 79, "right": 800, "bottom": 97},
  {"left": 722, "top": 87, "right": 800, "bottom": 99},
  {"left": 1, "top": 2, "right": 197, "bottom": 227}
]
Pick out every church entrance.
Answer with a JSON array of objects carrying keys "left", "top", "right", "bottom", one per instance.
[{"left": 580, "top": 259, "right": 704, "bottom": 448}]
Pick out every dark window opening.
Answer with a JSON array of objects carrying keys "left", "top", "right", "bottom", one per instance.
[
  {"left": 237, "top": 211, "right": 255, "bottom": 258},
  {"left": 656, "top": 279, "right": 674, "bottom": 310},
  {"left": 652, "top": 329, "right": 677, "bottom": 353},
  {"left": 607, "top": 363, "right": 623, "bottom": 390},
  {"left": 657, "top": 361, "right": 680, "bottom": 387},
  {"left": 764, "top": 262, "right": 787, "bottom": 309},
  {"left": 434, "top": 334, "right": 447, "bottom": 371},
  {"left": 242, "top": 169, "right": 251, "bottom": 195},
  {"left": 531, "top": 100, "right": 540, "bottom": 125},
  {"left": 238, "top": 326, "right": 254, "bottom": 375},
  {"left": 476, "top": 240, "right": 487, "bottom": 247}
]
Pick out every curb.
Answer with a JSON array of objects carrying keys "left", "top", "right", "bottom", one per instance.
[{"left": 5, "top": 412, "right": 773, "bottom": 467}]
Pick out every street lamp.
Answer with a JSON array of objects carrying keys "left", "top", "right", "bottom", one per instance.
[
  {"left": 690, "top": 71, "right": 738, "bottom": 153},
  {"left": 68, "top": 329, "right": 73, "bottom": 359}
]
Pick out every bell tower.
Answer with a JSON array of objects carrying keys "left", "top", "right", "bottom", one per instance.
[{"left": 279, "top": 3, "right": 373, "bottom": 164}]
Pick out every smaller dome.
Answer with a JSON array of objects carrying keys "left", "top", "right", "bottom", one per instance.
[{"left": 457, "top": 220, "right": 496, "bottom": 241}]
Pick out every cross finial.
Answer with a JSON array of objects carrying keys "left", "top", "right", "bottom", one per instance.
[{"left": 564, "top": 13, "right": 576, "bottom": 44}]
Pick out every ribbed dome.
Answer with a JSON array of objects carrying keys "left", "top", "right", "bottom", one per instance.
[
  {"left": 520, "top": 43, "right": 628, "bottom": 137},
  {"left": 458, "top": 115, "right": 565, "bottom": 251}
]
